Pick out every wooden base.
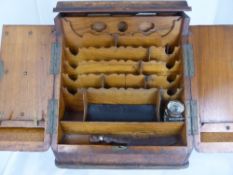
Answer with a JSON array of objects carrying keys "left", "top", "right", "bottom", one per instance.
[{"left": 55, "top": 159, "right": 189, "bottom": 169}]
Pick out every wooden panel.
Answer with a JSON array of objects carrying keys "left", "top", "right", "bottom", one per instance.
[
  {"left": 191, "top": 26, "right": 233, "bottom": 123},
  {"left": 0, "top": 25, "right": 54, "bottom": 151},
  {"left": 201, "top": 133, "right": 233, "bottom": 143},
  {"left": 62, "top": 16, "right": 183, "bottom": 48},
  {"left": 54, "top": 1, "right": 191, "bottom": 13},
  {"left": 61, "top": 121, "right": 184, "bottom": 136},
  {"left": 0, "top": 128, "right": 44, "bottom": 142},
  {"left": 190, "top": 26, "right": 233, "bottom": 152},
  {"left": 54, "top": 145, "right": 190, "bottom": 168},
  {"left": 0, "top": 26, "right": 54, "bottom": 121}
]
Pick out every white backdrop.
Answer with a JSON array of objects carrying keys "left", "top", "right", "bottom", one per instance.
[{"left": 0, "top": 0, "right": 233, "bottom": 175}]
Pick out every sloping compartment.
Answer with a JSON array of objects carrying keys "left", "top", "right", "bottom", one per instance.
[
  {"left": 0, "top": 26, "right": 54, "bottom": 151},
  {"left": 190, "top": 26, "right": 233, "bottom": 152}
]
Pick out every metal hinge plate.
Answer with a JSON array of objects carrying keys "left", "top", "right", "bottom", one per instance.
[
  {"left": 0, "top": 59, "right": 4, "bottom": 80},
  {"left": 50, "top": 42, "right": 61, "bottom": 75},
  {"left": 47, "top": 99, "right": 58, "bottom": 134},
  {"left": 186, "top": 100, "right": 198, "bottom": 135},
  {"left": 183, "top": 44, "right": 194, "bottom": 78}
]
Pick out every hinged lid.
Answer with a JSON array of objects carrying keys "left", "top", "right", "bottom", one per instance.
[
  {"left": 0, "top": 26, "right": 57, "bottom": 151},
  {"left": 190, "top": 26, "right": 233, "bottom": 152},
  {"left": 54, "top": 1, "right": 191, "bottom": 14}
]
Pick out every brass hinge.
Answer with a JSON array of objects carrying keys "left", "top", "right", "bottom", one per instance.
[
  {"left": 183, "top": 44, "right": 194, "bottom": 78},
  {"left": 47, "top": 99, "right": 58, "bottom": 134},
  {"left": 50, "top": 42, "right": 61, "bottom": 75},
  {"left": 186, "top": 100, "right": 198, "bottom": 135},
  {"left": 0, "top": 59, "right": 4, "bottom": 80}
]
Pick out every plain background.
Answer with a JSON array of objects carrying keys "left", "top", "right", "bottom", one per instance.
[{"left": 0, "top": 0, "right": 233, "bottom": 175}]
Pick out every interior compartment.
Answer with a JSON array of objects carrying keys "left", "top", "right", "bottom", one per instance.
[
  {"left": 59, "top": 122, "right": 187, "bottom": 146},
  {"left": 57, "top": 15, "right": 187, "bottom": 146}
]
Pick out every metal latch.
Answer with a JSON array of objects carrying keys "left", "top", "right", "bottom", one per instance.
[
  {"left": 183, "top": 44, "right": 194, "bottom": 78},
  {"left": 47, "top": 99, "right": 58, "bottom": 134},
  {"left": 112, "top": 145, "right": 128, "bottom": 152},
  {"left": 186, "top": 100, "right": 198, "bottom": 135},
  {"left": 0, "top": 59, "right": 4, "bottom": 80},
  {"left": 50, "top": 42, "right": 61, "bottom": 75}
]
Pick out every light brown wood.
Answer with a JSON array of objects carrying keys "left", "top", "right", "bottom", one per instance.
[
  {"left": 201, "top": 133, "right": 233, "bottom": 142},
  {"left": 63, "top": 16, "right": 181, "bottom": 36},
  {"left": 142, "top": 60, "right": 181, "bottom": 75},
  {"left": 62, "top": 73, "right": 181, "bottom": 89},
  {"left": 62, "top": 16, "right": 182, "bottom": 48},
  {"left": 0, "top": 128, "right": 44, "bottom": 142},
  {"left": 86, "top": 88, "right": 158, "bottom": 104},
  {"left": 64, "top": 60, "right": 181, "bottom": 75},
  {"left": 65, "top": 46, "right": 148, "bottom": 62},
  {"left": 190, "top": 26, "right": 233, "bottom": 152},
  {"left": 65, "top": 46, "right": 180, "bottom": 63},
  {"left": 74, "top": 60, "right": 139, "bottom": 74},
  {"left": 0, "top": 25, "right": 54, "bottom": 151},
  {"left": 60, "top": 121, "right": 184, "bottom": 136}
]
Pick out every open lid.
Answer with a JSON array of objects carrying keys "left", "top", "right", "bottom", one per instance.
[
  {"left": 54, "top": 0, "right": 191, "bottom": 14},
  {"left": 0, "top": 26, "right": 57, "bottom": 151},
  {"left": 190, "top": 26, "right": 233, "bottom": 152}
]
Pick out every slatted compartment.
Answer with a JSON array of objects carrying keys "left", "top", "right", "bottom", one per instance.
[{"left": 57, "top": 15, "right": 187, "bottom": 146}]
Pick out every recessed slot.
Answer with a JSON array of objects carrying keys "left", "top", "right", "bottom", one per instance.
[
  {"left": 91, "top": 22, "right": 107, "bottom": 32},
  {"left": 165, "top": 44, "right": 175, "bottom": 55},
  {"left": 63, "top": 109, "right": 84, "bottom": 121},
  {"left": 67, "top": 87, "right": 77, "bottom": 95},
  {"left": 143, "top": 61, "right": 180, "bottom": 75},
  {"left": 65, "top": 46, "right": 148, "bottom": 62},
  {"left": 147, "top": 75, "right": 180, "bottom": 89},
  {"left": 167, "top": 88, "right": 177, "bottom": 96},
  {"left": 69, "top": 47, "right": 79, "bottom": 56},
  {"left": 167, "top": 74, "right": 177, "bottom": 83},
  {"left": 68, "top": 74, "right": 77, "bottom": 81},
  {"left": 166, "top": 62, "right": 174, "bottom": 69},
  {"left": 150, "top": 46, "right": 180, "bottom": 62},
  {"left": 76, "top": 61, "right": 139, "bottom": 74},
  {"left": 63, "top": 74, "right": 102, "bottom": 89},
  {"left": 162, "top": 88, "right": 182, "bottom": 101},
  {"left": 69, "top": 62, "right": 78, "bottom": 69},
  {"left": 118, "top": 21, "right": 128, "bottom": 32},
  {"left": 86, "top": 104, "right": 157, "bottom": 122},
  {"left": 59, "top": 122, "right": 186, "bottom": 146}
]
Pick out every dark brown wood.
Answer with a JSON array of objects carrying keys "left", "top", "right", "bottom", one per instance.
[
  {"left": 190, "top": 26, "right": 233, "bottom": 152},
  {"left": 54, "top": 145, "right": 190, "bottom": 168},
  {"left": 54, "top": 1, "right": 191, "bottom": 14}
]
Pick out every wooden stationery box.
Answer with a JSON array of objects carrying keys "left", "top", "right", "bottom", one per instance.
[{"left": 0, "top": 1, "right": 233, "bottom": 168}]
